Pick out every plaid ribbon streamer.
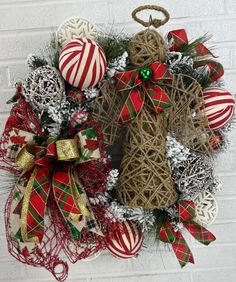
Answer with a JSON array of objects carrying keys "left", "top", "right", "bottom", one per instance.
[
  {"left": 167, "top": 29, "right": 224, "bottom": 82},
  {"left": 115, "top": 61, "right": 172, "bottom": 124},
  {"left": 158, "top": 220, "right": 194, "bottom": 267},
  {"left": 9, "top": 127, "right": 101, "bottom": 243},
  {"left": 157, "top": 200, "right": 216, "bottom": 267}
]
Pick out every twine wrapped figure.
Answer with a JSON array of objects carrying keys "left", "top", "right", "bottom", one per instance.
[
  {"left": 93, "top": 6, "right": 215, "bottom": 209},
  {"left": 116, "top": 6, "right": 177, "bottom": 209}
]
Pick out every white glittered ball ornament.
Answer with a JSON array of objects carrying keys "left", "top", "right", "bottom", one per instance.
[
  {"left": 201, "top": 86, "right": 235, "bottom": 131},
  {"left": 59, "top": 38, "right": 107, "bottom": 89},
  {"left": 194, "top": 191, "right": 218, "bottom": 226},
  {"left": 57, "top": 17, "right": 99, "bottom": 47},
  {"left": 106, "top": 221, "right": 143, "bottom": 259}
]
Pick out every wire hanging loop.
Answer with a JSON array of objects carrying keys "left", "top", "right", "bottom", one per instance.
[{"left": 131, "top": 5, "right": 170, "bottom": 29}]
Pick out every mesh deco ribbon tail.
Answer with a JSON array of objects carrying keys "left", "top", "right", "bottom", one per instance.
[
  {"left": 115, "top": 61, "right": 172, "bottom": 124},
  {"left": 157, "top": 200, "right": 216, "bottom": 267},
  {"left": 167, "top": 29, "right": 224, "bottom": 83},
  {"left": 7, "top": 127, "right": 102, "bottom": 245}
]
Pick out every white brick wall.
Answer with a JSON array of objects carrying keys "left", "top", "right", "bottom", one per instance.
[{"left": 0, "top": 1, "right": 236, "bottom": 281}]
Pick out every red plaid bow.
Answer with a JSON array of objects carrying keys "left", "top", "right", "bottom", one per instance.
[
  {"left": 115, "top": 61, "right": 172, "bottom": 124},
  {"left": 167, "top": 29, "right": 224, "bottom": 82},
  {"left": 157, "top": 200, "right": 216, "bottom": 267},
  {"left": 8, "top": 127, "right": 101, "bottom": 244}
]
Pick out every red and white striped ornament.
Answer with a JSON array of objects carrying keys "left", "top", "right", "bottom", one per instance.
[
  {"left": 202, "top": 86, "right": 235, "bottom": 131},
  {"left": 59, "top": 38, "right": 106, "bottom": 89},
  {"left": 106, "top": 221, "right": 143, "bottom": 259}
]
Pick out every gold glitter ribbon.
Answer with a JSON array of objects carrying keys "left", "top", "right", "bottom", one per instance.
[
  {"left": 56, "top": 139, "right": 79, "bottom": 161},
  {"left": 20, "top": 168, "right": 39, "bottom": 243},
  {"left": 15, "top": 145, "right": 35, "bottom": 170}
]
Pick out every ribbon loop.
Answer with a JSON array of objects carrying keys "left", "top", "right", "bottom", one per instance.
[
  {"left": 167, "top": 29, "right": 224, "bottom": 82},
  {"left": 179, "top": 200, "right": 216, "bottom": 245},
  {"left": 167, "top": 29, "right": 188, "bottom": 52},
  {"left": 179, "top": 200, "right": 196, "bottom": 222},
  {"left": 16, "top": 145, "right": 35, "bottom": 170}
]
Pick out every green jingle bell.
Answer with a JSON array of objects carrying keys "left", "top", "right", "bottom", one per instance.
[{"left": 139, "top": 67, "right": 153, "bottom": 81}]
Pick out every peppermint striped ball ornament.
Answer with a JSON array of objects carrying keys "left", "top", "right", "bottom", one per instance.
[
  {"left": 59, "top": 38, "right": 106, "bottom": 89},
  {"left": 202, "top": 86, "right": 235, "bottom": 131},
  {"left": 106, "top": 221, "right": 143, "bottom": 259}
]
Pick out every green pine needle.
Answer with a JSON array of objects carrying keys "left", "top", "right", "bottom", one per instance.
[
  {"left": 97, "top": 30, "right": 130, "bottom": 61},
  {"left": 179, "top": 33, "right": 212, "bottom": 58},
  {"left": 153, "top": 209, "right": 168, "bottom": 238},
  {"left": 28, "top": 55, "right": 48, "bottom": 70}
]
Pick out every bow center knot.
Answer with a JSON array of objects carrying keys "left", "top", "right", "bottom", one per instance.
[
  {"left": 56, "top": 139, "right": 79, "bottom": 161},
  {"left": 139, "top": 67, "right": 153, "bottom": 81}
]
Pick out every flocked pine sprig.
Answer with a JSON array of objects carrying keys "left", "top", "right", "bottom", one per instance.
[
  {"left": 106, "top": 51, "right": 128, "bottom": 78},
  {"left": 89, "top": 169, "right": 155, "bottom": 232},
  {"left": 97, "top": 30, "right": 130, "bottom": 62},
  {"left": 100, "top": 195, "right": 156, "bottom": 233},
  {"left": 166, "top": 135, "right": 190, "bottom": 165},
  {"left": 166, "top": 135, "right": 219, "bottom": 200},
  {"left": 27, "top": 53, "right": 48, "bottom": 70},
  {"left": 83, "top": 87, "right": 99, "bottom": 100},
  {"left": 106, "top": 169, "right": 119, "bottom": 191},
  {"left": 166, "top": 52, "right": 216, "bottom": 88},
  {"left": 47, "top": 33, "right": 62, "bottom": 68},
  {"left": 27, "top": 33, "right": 61, "bottom": 70}
]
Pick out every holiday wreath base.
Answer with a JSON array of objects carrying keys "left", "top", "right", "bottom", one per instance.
[{"left": 0, "top": 4, "right": 235, "bottom": 281}]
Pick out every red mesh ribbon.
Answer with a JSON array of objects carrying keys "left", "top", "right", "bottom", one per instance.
[
  {"left": 3, "top": 111, "right": 112, "bottom": 281},
  {"left": 0, "top": 84, "right": 44, "bottom": 173},
  {"left": 157, "top": 200, "right": 216, "bottom": 267}
]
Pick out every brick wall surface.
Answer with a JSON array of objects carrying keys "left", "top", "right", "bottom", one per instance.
[{"left": 0, "top": 1, "right": 235, "bottom": 281}]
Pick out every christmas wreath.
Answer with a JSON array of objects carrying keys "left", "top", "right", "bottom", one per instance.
[{"left": 0, "top": 5, "right": 235, "bottom": 281}]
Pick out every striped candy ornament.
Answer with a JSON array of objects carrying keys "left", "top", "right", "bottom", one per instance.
[
  {"left": 59, "top": 38, "right": 106, "bottom": 89},
  {"left": 202, "top": 86, "right": 235, "bottom": 131},
  {"left": 106, "top": 221, "right": 143, "bottom": 259}
]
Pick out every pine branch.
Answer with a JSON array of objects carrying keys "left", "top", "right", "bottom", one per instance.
[
  {"left": 179, "top": 33, "right": 213, "bottom": 58},
  {"left": 97, "top": 31, "right": 130, "bottom": 61}
]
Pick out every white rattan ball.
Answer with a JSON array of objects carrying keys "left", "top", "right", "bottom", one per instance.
[
  {"left": 22, "top": 66, "right": 65, "bottom": 112},
  {"left": 57, "top": 17, "right": 99, "bottom": 47}
]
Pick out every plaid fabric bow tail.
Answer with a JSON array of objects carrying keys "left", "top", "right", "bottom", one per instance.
[
  {"left": 7, "top": 127, "right": 102, "bottom": 244},
  {"left": 157, "top": 200, "right": 216, "bottom": 267}
]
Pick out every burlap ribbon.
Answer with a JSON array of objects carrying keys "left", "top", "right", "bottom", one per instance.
[{"left": 8, "top": 127, "right": 101, "bottom": 243}]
